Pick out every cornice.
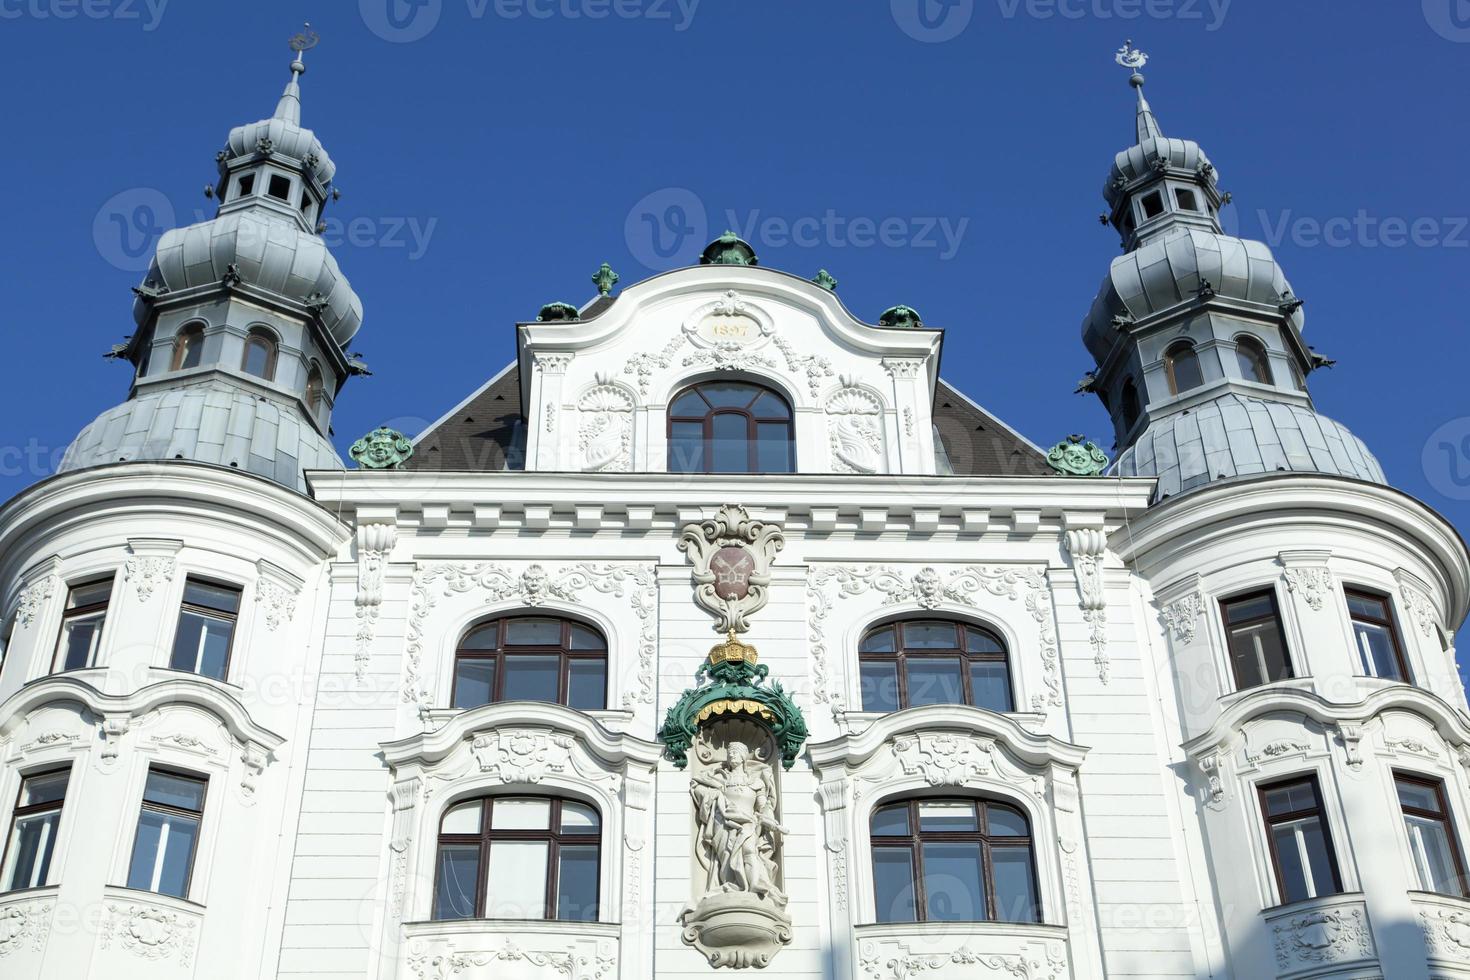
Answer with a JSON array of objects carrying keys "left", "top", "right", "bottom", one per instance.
[
  {"left": 380, "top": 701, "right": 663, "bottom": 771},
  {"left": 808, "top": 704, "right": 1089, "bottom": 772}
]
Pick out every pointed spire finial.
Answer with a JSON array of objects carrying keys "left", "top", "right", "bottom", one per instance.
[
  {"left": 1115, "top": 40, "right": 1162, "bottom": 143},
  {"left": 275, "top": 23, "right": 319, "bottom": 123}
]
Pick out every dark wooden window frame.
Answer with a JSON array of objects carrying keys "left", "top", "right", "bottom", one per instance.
[
  {"left": 1, "top": 766, "right": 70, "bottom": 893},
  {"left": 666, "top": 381, "right": 794, "bottom": 474},
  {"left": 1234, "top": 335, "right": 1275, "bottom": 386},
  {"left": 1395, "top": 772, "right": 1469, "bottom": 897},
  {"left": 241, "top": 329, "right": 279, "bottom": 381},
  {"left": 1345, "top": 586, "right": 1412, "bottom": 683},
  {"left": 129, "top": 767, "right": 208, "bottom": 898},
  {"left": 859, "top": 619, "right": 1013, "bottom": 712},
  {"left": 1164, "top": 341, "right": 1204, "bottom": 395},
  {"left": 1220, "top": 589, "right": 1294, "bottom": 691},
  {"left": 169, "top": 577, "right": 243, "bottom": 681},
  {"left": 53, "top": 577, "right": 113, "bottom": 673},
  {"left": 170, "top": 323, "right": 206, "bottom": 372},
  {"left": 869, "top": 797, "right": 1040, "bottom": 924},
  {"left": 1258, "top": 774, "right": 1343, "bottom": 906},
  {"left": 435, "top": 795, "right": 601, "bottom": 921},
  {"left": 451, "top": 616, "right": 608, "bottom": 710}
]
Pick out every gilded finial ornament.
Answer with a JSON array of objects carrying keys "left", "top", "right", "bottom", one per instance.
[
  {"left": 813, "top": 269, "right": 838, "bottom": 291},
  {"left": 349, "top": 427, "right": 414, "bottom": 470},
  {"left": 592, "top": 262, "right": 619, "bottom": 296},
  {"left": 1047, "top": 434, "right": 1109, "bottom": 478}
]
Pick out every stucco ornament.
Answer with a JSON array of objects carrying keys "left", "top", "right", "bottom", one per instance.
[
  {"left": 577, "top": 379, "right": 634, "bottom": 473},
  {"left": 349, "top": 426, "right": 414, "bottom": 470},
  {"left": 827, "top": 385, "right": 885, "bottom": 475},
  {"left": 679, "top": 504, "right": 785, "bottom": 635},
  {"left": 1046, "top": 434, "right": 1109, "bottom": 477}
]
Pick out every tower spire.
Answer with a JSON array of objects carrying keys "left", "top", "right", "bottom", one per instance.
[
  {"left": 275, "top": 23, "right": 319, "bottom": 124},
  {"left": 1115, "top": 40, "right": 1162, "bottom": 143}
]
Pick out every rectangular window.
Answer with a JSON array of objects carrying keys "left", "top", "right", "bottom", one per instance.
[
  {"left": 1261, "top": 776, "right": 1342, "bottom": 905},
  {"left": 126, "top": 770, "right": 206, "bottom": 899},
  {"left": 1347, "top": 589, "right": 1410, "bottom": 682},
  {"left": 267, "top": 174, "right": 292, "bottom": 201},
  {"left": 2, "top": 769, "right": 69, "bottom": 892},
  {"left": 1397, "top": 775, "right": 1468, "bottom": 897},
  {"left": 1175, "top": 187, "right": 1200, "bottom": 212},
  {"left": 1222, "top": 591, "right": 1293, "bottom": 690},
  {"left": 169, "top": 579, "right": 241, "bottom": 681},
  {"left": 1140, "top": 190, "right": 1165, "bottom": 220},
  {"left": 54, "top": 579, "right": 112, "bottom": 672}
]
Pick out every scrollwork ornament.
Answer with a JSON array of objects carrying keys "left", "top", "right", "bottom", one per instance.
[
  {"left": 1284, "top": 566, "right": 1333, "bottom": 612},
  {"left": 14, "top": 575, "right": 55, "bottom": 628},
  {"left": 1161, "top": 592, "right": 1204, "bottom": 643},
  {"left": 679, "top": 504, "right": 785, "bottom": 635},
  {"left": 124, "top": 556, "right": 176, "bottom": 603}
]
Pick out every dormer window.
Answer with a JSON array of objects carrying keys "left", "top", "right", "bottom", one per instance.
[
  {"left": 1164, "top": 341, "right": 1204, "bottom": 395},
  {"left": 1175, "top": 188, "right": 1200, "bottom": 212},
  {"left": 233, "top": 174, "right": 255, "bottom": 200},
  {"left": 668, "top": 381, "right": 794, "bottom": 474},
  {"left": 171, "top": 324, "right": 205, "bottom": 372},
  {"left": 1235, "top": 336, "right": 1274, "bottom": 385},
  {"left": 242, "top": 329, "right": 278, "bottom": 381},
  {"left": 267, "top": 174, "right": 292, "bottom": 202},
  {"left": 1140, "top": 191, "right": 1165, "bottom": 220}
]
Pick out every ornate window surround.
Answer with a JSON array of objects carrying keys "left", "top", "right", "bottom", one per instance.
[
  {"left": 854, "top": 612, "right": 1020, "bottom": 714},
  {"left": 809, "top": 705, "right": 1089, "bottom": 934},
  {"left": 379, "top": 702, "right": 659, "bottom": 976}
]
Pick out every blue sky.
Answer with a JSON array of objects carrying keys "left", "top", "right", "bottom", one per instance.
[{"left": 1, "top": 1, "right": 1467, "bottom": 662}]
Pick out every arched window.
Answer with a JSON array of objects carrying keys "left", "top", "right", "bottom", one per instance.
[
  {"left": 170, "top": 324, "right": 205, "bottom": 372},
  {"left": 452, "top": 616, "right": 607, "bottom": 710},
  {"left": 304, "top": 364, "right": 324, "bottom": 414},
  {"left": 871, "top": 798, "right": 1039, "bottom": 924},
  {"left": 241, "top": 329, "right": 278, "bottom": 381},
  {"left": 1235, "top": 336, "right": 1274, "bottom": 385},
  {"left": 433, "top": 795, "right": 600, "bottom": 922},
  {"left": 1120, "top": 379, "right": 1141, "bottom": 431},
  {"left": 1164, "top": 341, "right": 1204, "bottom": 395},
  {"left": 668, "top": 381, "right": 794, "bottom": 474},
  {"left": 859, "top": 620, "right": 1012, "bottom": 713}
]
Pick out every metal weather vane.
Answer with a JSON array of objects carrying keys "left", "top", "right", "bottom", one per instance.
[
  {"left": 289, "top": 22, "right": 321, "bottom": 54},
  {"left": 1115, "top": 39, "right": 1148, "bottom": 72}
]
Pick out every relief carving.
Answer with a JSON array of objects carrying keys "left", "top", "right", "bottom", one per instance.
[
  {"left": 101, "top": 903, "right": 198, "bottom": 967},
  {"left": 355, "top": 521, "right": 397, "bottom": 684},
  {"left": 892, "top": 733, "right": 994, "bottom": 786},
  {"left": 1065, "top": 528, "right": 1110, "bottom": 684},
  {"left": 1271, "top": 907, "right": 1374, "bottom": 970},
  {"left": 1161, "top": 592, "right": 1205, "bottom": 644},
  {"left": 576, "top": 379, "right": 634, "bottom": 473},
  {"left": 827, "top": 385, "right": 885, "bottom": 475}
]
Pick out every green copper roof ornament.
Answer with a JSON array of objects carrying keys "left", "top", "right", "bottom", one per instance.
[
  {"left": 591, "top": 262, "right": 620, "bottom": 297},
  {"left": 349, "top": 427, "right": 414, "bottom": 471},
  {"left": 658, "top": 632, "right": 809, "bottom": 771},
  {"left": 536, "top": 302, "right": 581, "bottom": 323},
  {"left": 878, "top": 305, "right": 924, "bottom": 329},
  {"left": 699, "top": 231, "right": 759, "bottom": 267},
  {"left": 812, "top": 269, "right": 838, "bottom": 291},
  {"left": 1046, "top": 434, "right": 1110, "bottom": 477}
]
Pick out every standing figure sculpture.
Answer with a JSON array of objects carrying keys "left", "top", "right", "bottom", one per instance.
[{"left": 691, "top": 741, "right": 789, "bottom": 907}]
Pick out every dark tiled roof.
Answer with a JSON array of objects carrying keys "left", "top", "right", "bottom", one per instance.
[{"left": 408, "top": 365, "right": 1048, "bottom": 477}]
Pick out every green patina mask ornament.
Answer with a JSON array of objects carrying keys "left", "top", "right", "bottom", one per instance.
[
  {"left": 349, "top": 427, "right": 414, "bottom": 470},
  {"left": 878, "top": 305, "right": 924, "bottom": 329},
  {"left": 1047, "top": 434, "right": 1109, "bottom": 477},
  {"left": 591, "top": 262, "right": 620, "bottom": 297},
  {"left": 699, "top": 231, "right": 759, "bottom": 267},
  {"left": 812, "top": 269, "right": 838, "bottom": 292},
  {"left": 536, "top": 302, "right": 581, "bottom": 322},
  {"left": 658, "top": 632, "right": 809, "bottom": 771}
]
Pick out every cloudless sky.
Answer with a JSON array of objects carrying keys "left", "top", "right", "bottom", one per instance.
[{"left": 1, "top": 1, "right": 1467, "bottom": 663}]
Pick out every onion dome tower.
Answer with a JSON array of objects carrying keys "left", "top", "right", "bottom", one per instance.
[
  {"left": 1080, "top": 43, "right": 1384, "bottom": 499},
  {"left": 60, "top": 29, "right": 361, "bottom": 493}
]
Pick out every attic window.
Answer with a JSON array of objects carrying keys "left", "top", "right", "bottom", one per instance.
[
  {"left": 268, "top": 175, "right": 292, "bottom": 202},
  {"left": 1175, "top": 188, "right": 1200, "bottom": 212},
  {"left": 234, "top": 174, "right": 255, "bottom": 199},
  {"left": 1141, "top": 191, "right": 1165, "bottom": 220}
]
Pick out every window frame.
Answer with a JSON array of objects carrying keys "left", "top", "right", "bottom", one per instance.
[
  {"left": 450, "top": 616, "right": 608, "bottom": 711},
  {"left": 433, "top": 794, "right": 602, "bottom": 922},
  {"left": 170, "top": 323, "right": 205, "bottom": 372},
  {"left": 858, "top": 619, "right": 1013, "bottom": 713},
  {"left": 1396, "top": 772, "right": 1469, "bottom": 898},
  {"left": 304, "top": 363, "right": 325, "bottom": 415},
  {"left": 167, "top": 577, "right": 243, "bottom": 682},
  {"left": 666, "top": 380, "right": 795, "bottom": 475},
  {"left": 1163, "top": 341, "right": 1204, "bottom": 395},
  {"left": 52, "top": 577, "right": 113, "bottom": 673},
  {"left": 125, "top": 767, "right": 208, "bottom": 900},
  {"left": 240, "top": 328, "right": 279, "bottom": 382},
  {"left": 1234, "top": 335, "right": 1275, "bottom": 386},
  {"left": 1120, "top": 379, "right": 1142, "bottom": 432},
  {"left": 1, "top": 766, "right": 70, "bottom": 893},
  {"left": 1345, "top": 587, "right": 1411, "bottom": 683},
  {"left": 869, "top": 797, "right": 1041, "bottom": 924},
  {"left": 1258, "top": 774, "right": 1343, "bottom": 906},
  {"left": 1220, "top": 589, "right": 1294, "bottom": 691}
]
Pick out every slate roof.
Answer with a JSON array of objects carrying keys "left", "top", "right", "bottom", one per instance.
[{"left": 406, "top": 364, "right": 1049, "bottom": 478}]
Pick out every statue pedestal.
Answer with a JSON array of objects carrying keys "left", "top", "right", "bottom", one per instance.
[{"left": 680, "top": 892, "right": 793, "bottom": 969}]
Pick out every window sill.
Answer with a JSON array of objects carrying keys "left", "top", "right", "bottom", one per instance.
[
  {"left": 0, "top": 883, "right": 60, "bottom": 901},
  {"left": 422, "top": 707, "right": 633, "bottom": 733},
  {"left": 838, "top": 709, "right": 1047, "bottom": 737},
  {"left": 103, "top": 883, "right": 206, "bottom": 913},
  {"left": 853, "top": 921, "right": 1069, "bottom": 974},
  {"left": 1218, "top": 677, "right": 1315, "bottom": 707}
]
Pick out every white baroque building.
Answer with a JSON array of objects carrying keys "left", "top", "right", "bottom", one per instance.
[{"left": 1, "top": 43, "right": 1467, "bottom": 980}]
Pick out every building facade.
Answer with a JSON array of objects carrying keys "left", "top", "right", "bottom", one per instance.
[{"left": 1, "top": 42, "right": 1468, "bottom": 980}]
